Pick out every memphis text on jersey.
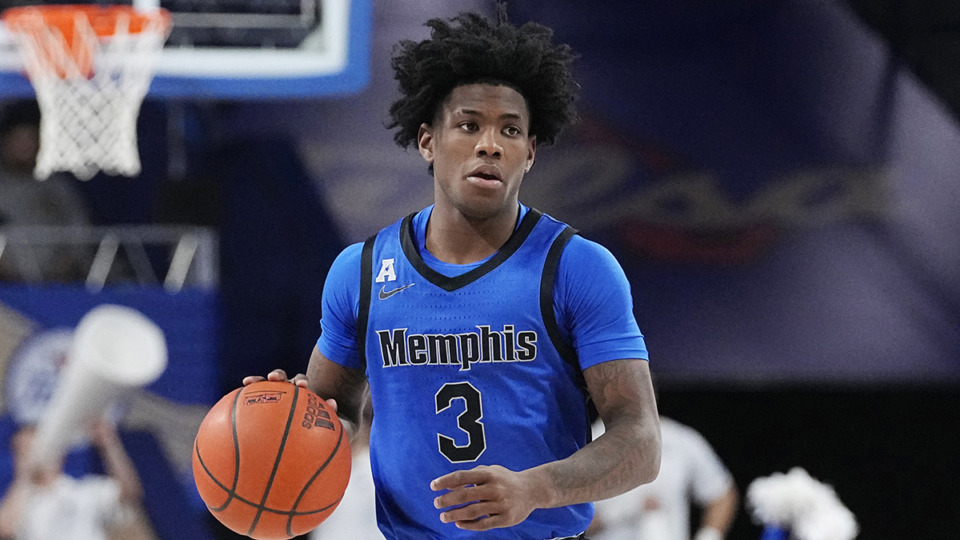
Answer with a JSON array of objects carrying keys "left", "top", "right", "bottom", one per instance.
[{"left": 376, "top": 324, "right": 537, "bottom": 371}]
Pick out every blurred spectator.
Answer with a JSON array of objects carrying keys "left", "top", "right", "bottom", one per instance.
[
  {"left": 589, "top": 417, "right": 739, "bottom": 540},
  {"left": 0, "top": 420, "right": 156, "bottom": 540},
  {"left": 0, "top": 100, "right": 91, "bottom": 282}
]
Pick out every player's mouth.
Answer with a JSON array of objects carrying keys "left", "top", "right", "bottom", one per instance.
[{"left": 466, "top": 166, "right": 503, "bottom": 187}]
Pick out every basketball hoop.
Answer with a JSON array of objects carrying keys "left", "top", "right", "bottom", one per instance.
[{"left": 1, "top": 5, "right": 171, "bottom": 180}]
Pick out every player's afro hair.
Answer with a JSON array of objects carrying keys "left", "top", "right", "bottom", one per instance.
[{"left": 387, "top": 11, "right": 580, "bottom": 149}]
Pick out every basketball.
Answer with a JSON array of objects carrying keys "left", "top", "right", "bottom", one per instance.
[{"left": 192, "top": 381, "right": 351, "bottom": 540}]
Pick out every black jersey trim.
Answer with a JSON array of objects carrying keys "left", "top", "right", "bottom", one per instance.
[
  {"left": 540, "top": 225, "right": 579, "bottom": 374},
  {"left": 540, "top": 226, "right": 599, "bottom": 432},
  {"left": 400, "top": 208, "right": 543, "bottom": 292},
  {"left": 357, "top": 235, "right": 376, "bottom": 374}
]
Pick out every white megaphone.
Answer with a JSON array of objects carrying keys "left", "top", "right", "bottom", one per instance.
[{"left": 28, "top": 304, "right": 167, "bottom": 469}]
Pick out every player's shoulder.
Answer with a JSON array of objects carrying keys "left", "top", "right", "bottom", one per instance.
[
  {"left": 326, "top": 242, "right": 365, "bottom": 281},
  {"left": 564, "top": 232, "right": 612, "bottom": 255},
  {"left": 533, "top": 212, "right": 629, "bottom": 290},
  {"left": 559, "top": 232, "right": 623, "bottom": 274},
  {"left": 333, "top": 241, "right": 365, "bottom": 265},
  {"left": 532, "top": 211, "right": 616, "bottom": 261}
]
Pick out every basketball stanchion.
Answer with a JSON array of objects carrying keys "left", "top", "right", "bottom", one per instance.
[
  {"left": 0, "top": 4, "right": 171, "bottom": 180},
  {"left": 28, "top": 304, "right": 168, "bottom": 471}
]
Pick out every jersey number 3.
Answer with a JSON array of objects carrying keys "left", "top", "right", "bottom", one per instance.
[{"left": 435, "top": 382, "right": 486, "bottom": 462}]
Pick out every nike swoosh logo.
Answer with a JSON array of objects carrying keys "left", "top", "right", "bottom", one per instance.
[{"left": 378, "top": 283, "right": 415, "bottom": 300}]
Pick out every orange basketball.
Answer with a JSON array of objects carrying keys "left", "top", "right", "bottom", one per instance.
[{"left": 192, "top": 381, "right": 351, "bottom": 540}]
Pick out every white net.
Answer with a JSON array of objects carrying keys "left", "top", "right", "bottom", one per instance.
[{"left": 4, "top": 8, "right": 170, "bottom": 180}]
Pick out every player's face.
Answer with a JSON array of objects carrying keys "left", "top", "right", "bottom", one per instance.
[{"left": 417, "top": 83, "right": 537, "bottom": 220}]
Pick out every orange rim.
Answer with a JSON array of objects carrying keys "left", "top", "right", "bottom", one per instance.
[
  {"left": 1, "top": 5, "right": 170, "bottom": 78},
  {"left": 1, "top": 5, "right": 172, "bottom": 37}
]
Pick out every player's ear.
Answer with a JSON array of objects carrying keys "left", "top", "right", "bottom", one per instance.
[
  {"left": 418, "top": 123, "right": 435, "bottom": 163},
  {"left": 524, "top": 135, "right": 537, "bottom": 172}
]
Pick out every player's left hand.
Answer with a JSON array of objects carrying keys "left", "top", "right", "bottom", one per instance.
[{"left": 430, "top": 465, "right": 540, "bottom": 530}]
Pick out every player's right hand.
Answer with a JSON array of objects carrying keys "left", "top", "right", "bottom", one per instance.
[
  {"left": 242, "top": 369, "right": 338, "bottom": 413},
  {"left": 242, "top": 368, "right": 309, "bottom": 387}
]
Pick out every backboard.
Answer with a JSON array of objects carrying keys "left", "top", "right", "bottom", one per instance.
[{"left": 0, "top": 0, "right": 372, "bottom": 99}]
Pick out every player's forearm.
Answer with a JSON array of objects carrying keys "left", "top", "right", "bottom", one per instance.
[
  {"left": 527, "top": 358, "right": 661, "bottom": 509},
  {"left": 306, "top": 346, "right": 367, "bottom": 429},
  {"left": 521, "top": 415, "right": 661, "bottom": 509}
]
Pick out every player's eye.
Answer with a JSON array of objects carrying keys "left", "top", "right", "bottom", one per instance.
[{"left": 504, "top": 125, "right": 522, "bottom": 136}]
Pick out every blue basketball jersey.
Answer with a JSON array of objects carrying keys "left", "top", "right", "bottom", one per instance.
[{"left": 357, "top": 208, "right": 593, "bottom": 539}]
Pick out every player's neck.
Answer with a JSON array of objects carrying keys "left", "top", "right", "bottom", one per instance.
[{"left": 425, "top": 204, "right": 519, "bottom": 264}]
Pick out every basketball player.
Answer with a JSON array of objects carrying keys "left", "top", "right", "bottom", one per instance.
[{"left": 245, "top": 10, "right": 661, "bottom": 539}]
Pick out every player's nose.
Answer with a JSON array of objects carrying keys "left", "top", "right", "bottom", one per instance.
[{"left": 475, "top": 128, "right": 502, "bottom": 157}]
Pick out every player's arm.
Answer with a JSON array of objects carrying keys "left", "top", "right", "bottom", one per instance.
[
  {"left": 303, "top": 241, "right": 368, "bottom": 433},
  {"left": 305, "top": 346, "right": 367, "bottom": 437},
  {"left": 519, "top": 236, "right": 662, "bottom": 506},
  {"left": 580, "top": 358, "right": 661, "bottom": 491},
  {"left": 526, "top": 358, "right": 660, "bottom": 505}
]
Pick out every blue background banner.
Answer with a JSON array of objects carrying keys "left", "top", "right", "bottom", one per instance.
[{"left": 0, "top": 285, "right": 220, "bottom": 405}]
